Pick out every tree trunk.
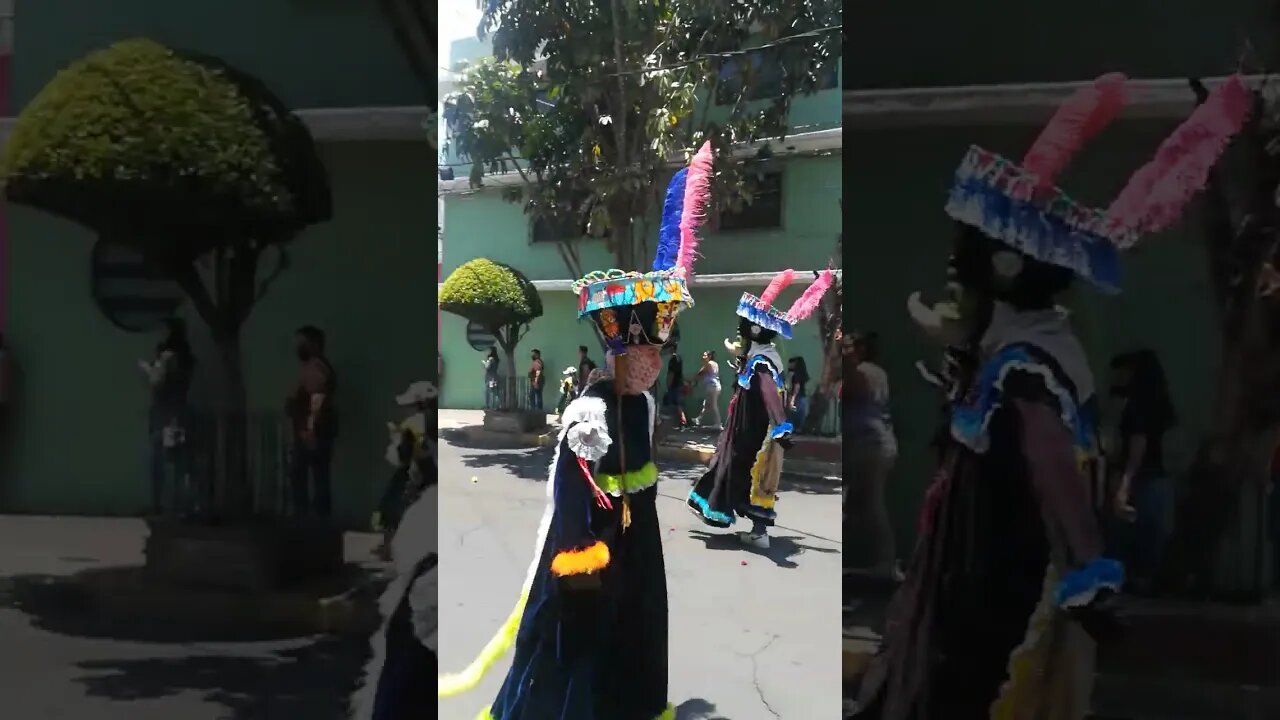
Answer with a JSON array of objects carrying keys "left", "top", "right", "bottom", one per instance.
[{"left": 213, "top": 330, "right": 252, "bottom": 520}]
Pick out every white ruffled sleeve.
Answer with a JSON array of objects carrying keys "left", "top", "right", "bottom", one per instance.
[{"left": 566, "top": 420, "right": 611, "bottom": 462}]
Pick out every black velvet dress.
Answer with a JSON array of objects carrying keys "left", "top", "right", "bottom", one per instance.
[
  {"left": 486, "top": 384, "right": 671, "bottom": 720},
  {"left": 687, "top": 355, "right": 786, "bottom": 528}
]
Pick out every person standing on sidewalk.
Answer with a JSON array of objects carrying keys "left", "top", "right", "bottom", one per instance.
[
  {"left": 288, "top": 325, "right": 338, "bottom": 518},
  {"left": 482, "top": 347, "right": 500, "bottom": 409},
  {"left": 140, "top": 318, "right": 195, "bottom": 516},
  {"left": 575, "top": 344, "right": 596, "bottom": 398},
  {"left": 527, "top": 349, "right": 545, "bottom": 411},
  {"left": 438, "top": 140, "right": 718, "bottom": 720},
  {"left": 846, "top": 331, "right": 900, "bottom": 579},
  {"left": 693, "top": 349, "right": 722, "bottom": 430},
  {"left": 688, "top": 268, "right": 836, "bottom": 549},
  {"left": 663, "top": 342, "right": 686, "bottom": 426},
  {"left": 786, "top": 355, "right": 811, "bottom": 430}
]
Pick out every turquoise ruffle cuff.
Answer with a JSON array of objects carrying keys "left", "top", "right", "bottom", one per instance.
[
  {"left": 771, "top": 422, "right": 794, "bottom": 439},
  {"left": 1054, "top": 557, "right": 1124, "bottom": 609}
]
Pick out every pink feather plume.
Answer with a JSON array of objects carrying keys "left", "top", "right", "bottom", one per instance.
[
  {"left": 759, "top": 269, "right": 796, "bottom": 305},
  {"left": 1022, "top": 72, "right": 1129, "bottom": 188},
  {"left": 1105, "top": 74, "right": 1251, "bottom": 244},
  {"left": 785, "top": 269, "right": 835, "bottom": 322},
  {"left": 675, "top": 141, "right": 714, "bottom": 276}
]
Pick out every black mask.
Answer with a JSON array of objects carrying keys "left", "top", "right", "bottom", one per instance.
[{"left": 297, "top": 346, "right": 314, "bottom": 361}]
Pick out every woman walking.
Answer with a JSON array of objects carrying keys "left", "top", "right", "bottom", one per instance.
[
  {"left": 846, "top": 331, "right": 899, "bottom": 578},
  {"left": 695, "top": 350, "right": 722, "bottom": 430},
  {"left": 1107, "top": 350, "right": 1176, "bottom": 594}
]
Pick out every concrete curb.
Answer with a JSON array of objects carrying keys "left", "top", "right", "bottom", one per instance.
[
  {"left": 65, "top": 566, "right": 385, "bottom": 637},
  {"left": 459, "top": 426, "right": 841, "bottom": 484}
]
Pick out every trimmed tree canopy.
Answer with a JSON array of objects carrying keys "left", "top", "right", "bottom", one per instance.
[
  {"left": 439, "top": 258, "right": 543, "bottom": 330},
  {"left": 0, "top": 38, "right": 331, "bottom": 249}
]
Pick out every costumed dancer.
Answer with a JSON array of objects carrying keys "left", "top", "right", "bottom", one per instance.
[
  {"left": 437, "top": 142, "right": 717, "bottom": 720},
  {"left": 687, "top": 267, "right": 836, "bottom": 548},
  {"left": 351, "top": 380, "right": 439, "bottom": 720},
  {"left": 855, "top": 73, "right": 1251, "bottom": 719}
]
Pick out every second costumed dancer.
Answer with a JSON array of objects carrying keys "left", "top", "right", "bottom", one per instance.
[
  {"left": 437, "top": 142, "right": 716, "bottom": 720},
  {"left": 686, "top": 268, "right": 835, "bottom": 548},
  {"left": 856, "top": 73, "right": 1250, "bottom": 719}
]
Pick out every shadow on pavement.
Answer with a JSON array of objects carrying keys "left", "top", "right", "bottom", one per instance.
[
  {"left": 686, "top": 528, "right": 838, "bottom": 569},
  {"left": 780, "top": 475, "right": 841, "bottom": 496},
  {"left": 0, "top": 562, "right": 386, "bottom": 643},
  {"left": 74, "top": 634, "right": 370, "bottom": 720},
  {"left": 675, "top": 697, "right": 730, "bottom": 720},
  {"left": 458, "top": 446, "right": 556, "bottom": 482},
  {"left": 441, "top": 427, "right": 547, "bottom": 451}
]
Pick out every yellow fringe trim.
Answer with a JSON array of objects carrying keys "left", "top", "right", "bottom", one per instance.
[
  {"left": 479, "top": 702, "right": 674, "bottom": 719},
  {"left": 550, "top": 540, "right": 611, "bottom": 577},
  {"left": 748, "top": 435, "right": 780, "bottom": 509},
  {"left": 596, "top": 461, "right": 659, "bottom": 495},
  {"left": 990, "top": 566, "right": 1058, "bottom": 719},
  {"left": 438, "top": 588, "right": 530, "bottom": 698}
]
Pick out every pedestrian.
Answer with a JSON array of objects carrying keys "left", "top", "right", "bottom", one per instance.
[
  {"left": 353, "top": 430, "right": 438, "bottom": 720},
  {"left": 688, "top": 268, "right": 835, "bottom": 550},
  {"left": 139, "top": 318, "right": 196, "bottom": 516},
  {"left": 288, "top": 325, "right": 338, "bottom": 518},
  {"left": 575, "top": 344, "right": 597, "bottom": 397},
  {"left": 846, "top": 331, "right": 900, "bottom": 579},
  {"left": 482, "top": 347, "right": 500, "bottom": 409},
  {"left": 1106, "top": 349, "right": 1176, "bottom": 594},
  {"left": 663, "top": 342, "right": 685, "bottom": 424},
  {"left": 527, "top": 348, "right": 544, "bottom": 411},
  {"left": 439, "top": 141, "right": 716, "bottom": 720},
  {"left": 374, "top": 381, "right": 435, "bottom": 560},
  {"left": 694, "top": 349, "right": 722, "bottom": 430},
  {"left": 786, "top": 355, "right": 811, "bottom": 430},
  {"left": 555, "top": 366, "right": 576, "bottom": 419}
]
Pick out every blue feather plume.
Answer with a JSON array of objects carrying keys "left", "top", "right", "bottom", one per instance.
[{"left": 653, "top": 168, "right": 687, "bottom": 271}]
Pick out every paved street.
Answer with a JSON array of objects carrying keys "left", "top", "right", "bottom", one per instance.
[
  {"left": 0, "top": 516, "right": 372, "bottom": 720},
  {"left": 438, "top": 430, "right": 844, "bottom": 720}
]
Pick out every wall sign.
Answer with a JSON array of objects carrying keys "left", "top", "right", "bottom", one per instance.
[{"left": 90, "top": 240, "right": 185, "bottom": 333}]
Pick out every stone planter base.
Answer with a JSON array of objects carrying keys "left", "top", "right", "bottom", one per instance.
[
  {"left": 144, "top": 519, "right": 344, "bottom": 592},
  {"left": 483, "top": 409, "right": 547, "bottom": 434}
]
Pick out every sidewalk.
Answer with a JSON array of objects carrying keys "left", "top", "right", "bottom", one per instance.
[
  {"left": 440, "top": 408, "right": 842, "bottom": 482},
  {"left": 0, "top": 515, "right": 387, "bottom": 638}
]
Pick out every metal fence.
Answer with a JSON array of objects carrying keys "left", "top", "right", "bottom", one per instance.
[{"left": 151, "top": 411, "right": 295, "bottom": 519}]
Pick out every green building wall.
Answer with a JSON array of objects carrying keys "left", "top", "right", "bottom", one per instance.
[
  {"left": 847, "top": 121, "right": 1219, "bottom": 553},
  {"left": 440, "top": 154, "right": 842, "bottom": 413},
  {"left": 0, "top": 2, "right": 431, "bottom": 525}
]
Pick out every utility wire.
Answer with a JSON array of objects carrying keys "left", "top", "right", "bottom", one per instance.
[{"left": 438, "top": 24, "right": 842, "bottom": 80}]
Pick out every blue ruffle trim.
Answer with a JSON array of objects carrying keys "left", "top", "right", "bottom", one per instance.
[
  {"left": 771, "top": 422, "right": 793, "bottom": 438},
  {"left": 1054, "top": 557, "right": 1125, "bottom": 609},
  {"left": 688, "top": 489, "right": 735, "bottom": 526},
  {"left": 944, "top": 146, "right": 1122, "bottom": 294},
  {"left": 736, "top": 355, "right": 785, "bottom": 390},
  {"left": 735, "top": 294, "right": 793, "bottom": 339},
  {"left": 951, "top": 343, "right": 1098, "bottom": 458}
]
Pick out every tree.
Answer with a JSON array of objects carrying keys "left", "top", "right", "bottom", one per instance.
[
  {"left": 439, "top": 258, "right": 544, "bottom": 409},
  {"left": 804, "top": 218, "right": 843, "bottom": 436},
  {"left": 1156, "top": 77, "right": 1280, "bottom": 598},
  {"left": 0, "top": 38, "right": 332, "bottom": 518},
  {"left": 442, "top": 0, "right": 841, "bottom": 277}
]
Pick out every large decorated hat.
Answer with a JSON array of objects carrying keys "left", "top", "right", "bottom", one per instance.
[
  {"left": 573, "top": 141, "right": 714, "bottom": 353},
  {"left": 944, "top": 73, "right": 1251, "bottom": 293},
  {"left": 736, "top": 267, "right": 836, "bottom": 340}
]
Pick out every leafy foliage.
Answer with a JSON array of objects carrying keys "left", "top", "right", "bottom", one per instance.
[
  {"left": 442, "top": 0, "right": 841, "bottom": 272},
  {"left": 439, "top": 258, "right": 545, "bottom": 330},
  {"left": 1, "top": 38, "right": 330, "bottom": 254}
]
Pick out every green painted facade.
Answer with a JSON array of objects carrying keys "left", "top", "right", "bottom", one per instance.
[
  {"left": 0, "top": 2, "right": 431, "bottom": 525},
  {"left": 442, "top": 153, "right": 841, "bottom": 413},
  {"left": 440, "top": 37, "right": 842, "bottom": 413}
]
